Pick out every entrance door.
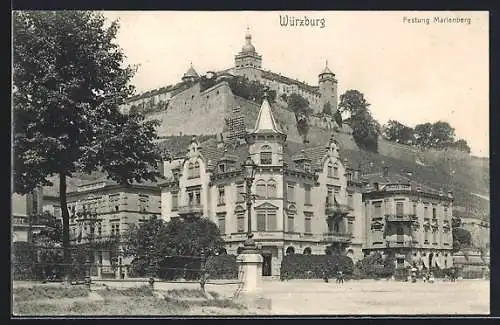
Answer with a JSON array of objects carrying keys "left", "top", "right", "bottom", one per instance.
[{"left": 262, "top": 254, "right": 272, "bottom": 276}]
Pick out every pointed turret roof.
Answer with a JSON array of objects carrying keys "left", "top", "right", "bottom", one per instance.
[
  {"left": 252, "top": 95, "right": 284, "bottom": 135},
  {"left": 183, "top": 63, "right": 199, "bottom": 79},
  {"left": 320, "top": 60, "right": 334, "bottom": 75}
]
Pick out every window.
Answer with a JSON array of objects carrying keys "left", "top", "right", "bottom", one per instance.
[
  {"left": 111, "top": 223, "right": 120, "bottom": 237},
  {"left": 424, "top": 229, "right": 429, "bottom": 242},
  {"left": 188, "top": 162, "right": 194, "bottom": 178},
  {"left": 236, "top": 184, "right": 244, "bottom": 202},
  {"left": 193, "top": 161, "right": 200, "bottom": 177},
  {"left": 304, "top": 185, "right": 311, "bottom": 205},
  {"left": 432, "top": 230, "right": 437, "bottom": 243},
  {"left": 424, "top": 206, "right": 429, "bottom": 217},
  {"left": 396, "top": 202, "right": 404, "bottom": 216},
  {"left": 304, "top": 162, "right": 311, "bottom": 172},
  {"left": 347, "top": 193, "right": 353, "bottom": 208},
  {"left": 333, "top": 166, "right": 339, "bottom": 177},
  {"left": 267, "top": 180, "right": 277, "bottom": 198},
  {"left": 374, "top": 203, "right": 382, "bottom": 217},
  {"left": 412, "top": 203, "right": 417, "bottom": 216},
  {"left": 327, "top": 187, "right": 333, "bottom": 205},
  {"left": 287, "top": 183, "right": 295, "bottom": 202},
  {"left": 432, "top": 207, "right": 436, "bottom": 218},
  {"left": 347, "top": 172, "right": 353, "bottom": 181},
  {"left": 304, "top": 214, "right": 312, "bottom": 234},
  {"left": 287, "top": 216, "right": 294, "bottom": 232},
  {"left": 347, "top": 221, "right": 353, "bottom": 234},
  {"left": 256, "top": 180, "right": 266, "bottom": 198},
  {"left": 98, "top": 224, "right": 102, "bottom": 237},
  {"left": 257, "top": 212, "right": 266, "bottom": 231},
  {"left": 218, "top": 163, "right": 226, "bottom": 173},
  {"left": 327, "top": 162, "right": 333, "bottom": 177},
  {"left": 260, "top": 145, "right": 272, "bottom": 165},
  {"left": 256, "top": 211, "right": 277, "bottom": 231},
  {"left": 171, "top": 192, "right": 178, "bottom": 210},
  {"left": 187, "top": 188, "right": 201, "bottom": 205},
  {"left": 217, "top": 213, "right": 226, "bottom": 234},
  {"left": 236, "top": 211, "right": 245, "bottom": 233},
  {"left": 334, "top": 186, "right": 340, "bottom": 194},
  {"left": 334, "top": 221, "right": 340, "bottom": 233},
  {"left": 218, "top": 185, "right": 225, "bottom": 205}
]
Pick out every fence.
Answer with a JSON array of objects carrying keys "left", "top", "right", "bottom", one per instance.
[{"left": 11, "top": 243, "right": 244, "bottom": 296}]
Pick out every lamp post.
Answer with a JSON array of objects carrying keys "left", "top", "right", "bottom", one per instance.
[{"left": 241, "top": 155, "right": 258, "bottom": 253}]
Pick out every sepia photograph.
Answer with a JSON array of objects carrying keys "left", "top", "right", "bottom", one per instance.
[{"left": 11, "top": 10, "right": 490, "bottom": 316}]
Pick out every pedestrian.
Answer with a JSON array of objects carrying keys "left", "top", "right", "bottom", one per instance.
[
  {"left": 337, "top": 270, "right": 344, "bottom": 284},
  {"left": 322, "top": 268, "right": 329, "bottom": 283}
]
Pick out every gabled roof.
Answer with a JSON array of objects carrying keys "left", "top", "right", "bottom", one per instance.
[
  {"left": 362, "top": 171, "right": 443, "bottom": 195},
  {"left": 183, "top": 65, "right": 199, "bottom": 79}
]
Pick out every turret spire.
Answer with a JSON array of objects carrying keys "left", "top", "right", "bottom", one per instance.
[{"left": 252, "top": 96, "right": 283, "bottom": 134}]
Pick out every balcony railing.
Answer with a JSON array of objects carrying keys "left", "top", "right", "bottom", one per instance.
[
  {"left": 325, "top": 203, "right": 352, "bottom": 215},
  {"left": 322, "top": 232, "right": 352, "bottom": 243},
  {"left": 177, "top": 204, "right": 203, "bottom": 216},
  {"left": 385, "top": 214, "right": 416, "bottom": 222},
  {"left": 386, "top": 240, "right": 413, "bottom": 248}
]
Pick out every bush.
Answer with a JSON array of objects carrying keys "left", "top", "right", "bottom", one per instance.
[
  {"left": 205, "top": 255, "right": 238, "bottom": 279},
  {"left": 158, "top": 256, "right": 203, "bottom": 281},
  {"left": 280, "top": 254, "right": 354, "bottom": 279},
  {"left": 354, "top": 252, "right": 395, "bottom": 279},
  {"left": 12, "top": 242, "right": 37, "bottom": 280}
]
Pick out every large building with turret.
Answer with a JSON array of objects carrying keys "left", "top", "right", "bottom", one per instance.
[{"left": 121, "top": 28, "right": 338, "bottom": 116}]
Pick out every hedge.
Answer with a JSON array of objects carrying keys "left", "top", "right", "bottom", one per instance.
[
  {"left": 280, "top": 254, "right": 354, "bottom": 279},
  {"left": 205, "top": 255, "right": 238, "bottom": 279}
]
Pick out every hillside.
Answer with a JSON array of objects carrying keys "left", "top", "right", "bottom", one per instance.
[{"left": 146, "top": 82, "right": 488, "bottom": 216}]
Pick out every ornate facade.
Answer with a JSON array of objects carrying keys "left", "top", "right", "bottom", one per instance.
[
  {"left": 362, "top": 170, "right": 454, "bottom": 270},
  {"left": 160, "top": 95, "right": 364, "bottom": 277}
]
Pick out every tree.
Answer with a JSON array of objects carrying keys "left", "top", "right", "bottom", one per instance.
[
  {"left": 287, "top": 93, "right": 311, "bottom": 143},
  {"left": 430, "top": 121, "right": 456, "bottom": 149},
  {"left": 451, "top": 139, "right": 471, "bottom": 154},
  {"left": 382, "top": 120, "right": 415, "bottom": 145},
  {"left": 333, "top": 109, "right": 343, "bottom": 128},
  {"left": 339, "top": 90, "right": 380, "bottom": 152},
  {"left": 123, "top": 215, "right": 167, "bottom": 277},
  {"left": 452, "top": 227, "right": 472, "bottom": 252},
  {"left": 13, "top": 11, "right": 162, "bottom": 281},
  {"left": 160, "top": 217, "right": 225, "bottom": 257},
  {"left": 414, "top": 122, "right": 433, "bottom": 149},
  {"left": 415, "top": 121, "right": 455, "bottom": 150}
]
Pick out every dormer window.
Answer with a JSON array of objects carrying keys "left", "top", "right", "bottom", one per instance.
[
  {"left": 347, "top": 172, "right": 353, "bottom": 181},
  {"left": 218, "top": 163, "right": 226, "bottom": 173},
  {"left": 304, "top": 162, "right": 311, "bottom": 172},
  {"left": 260, "top": 145, "right": 272, "bottom": 165},
  {"left": 327, "top": 162, "right": 333, "bottom": 177},
  {"left": 193, "top": 161, "right": 200, "bottom": 178}
]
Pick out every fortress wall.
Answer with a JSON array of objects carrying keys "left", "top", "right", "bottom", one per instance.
[{"left": 153, "top": 82, "right": 233, "bottom": 137}]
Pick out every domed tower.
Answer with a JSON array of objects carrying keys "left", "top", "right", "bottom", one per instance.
[
  {"left": 182, "top": 63, "right": 200, "bottom": 83},
  {"left": 234, "top": 28, "right": 263, "bottom": 81},
  {"left": 318, "top": 60, "right": 338, "bottom": 114}
]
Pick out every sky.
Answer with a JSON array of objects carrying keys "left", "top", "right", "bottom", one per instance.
[{"left": 102, "top": 11, "right": 489, "bottom": 157}]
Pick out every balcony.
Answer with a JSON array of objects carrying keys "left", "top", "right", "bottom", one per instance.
[
  {"left": 322, "top": 232, "right": 352, "bottom": 243},
  {"left": 325, "top": 203, "right": 352, "bottom": 216},
  {"left": 385, "top": 214, "right": 415, "bottom": 222},
  {"left": 386, "top": 240, "right": 413, "bottom": 248},
  {"left": 177, "top": 204, "right": 203, "bottom": 216}
]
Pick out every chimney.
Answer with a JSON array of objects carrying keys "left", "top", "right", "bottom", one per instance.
[
  {"left": 383, "top": 166, "right": 389, "bottom": 177},
  {"left": 406, "top": 170, "right": 413, "bottom": 178}
]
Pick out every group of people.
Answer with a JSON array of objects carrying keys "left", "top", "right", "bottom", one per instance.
[{"left": 322, "top": 269, "right": 344, "bottom": 284}]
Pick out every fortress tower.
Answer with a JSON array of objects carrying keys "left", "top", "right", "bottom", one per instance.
[
  {"left": 234, "top": 28, "right": 262, "bottom": 81},
  {"left": 318, "top": 60, "right": 338, "bottom": 114}
]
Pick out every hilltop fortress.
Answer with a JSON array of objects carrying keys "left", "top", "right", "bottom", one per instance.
[{"left": 120, "top": 28, "right": 338, "bottom": 126}]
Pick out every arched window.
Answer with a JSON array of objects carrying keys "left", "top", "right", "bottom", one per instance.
[
  {"left": 188, "top": 162, "right": 194, "bottom": 178},
  {"left": 286, "top": 246, "right": 295, "bottom": 256},
  {"left": 256, "top": 179, "right": 266, "bottom": 198},
  {"left": 193, "top": 161, "right": 200, "bottom": 178},
  {"left": 267, "top": 179, "right": 277, "bottom": 198},
  {"left": 260, "top": 145, "right": 272, "bottom": 165},
  {"left": 327, "top": 161, "right": 333, "bottom": 177},
  {"left": 334, "top": 221, "right": 340, "bottom": 233},
  {"left": 303, "top": 247, "right": 312, "bottom": 255}
]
